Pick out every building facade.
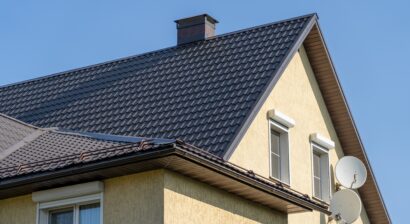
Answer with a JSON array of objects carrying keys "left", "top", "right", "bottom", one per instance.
[{"left": 0, "top": 13, "right": 390, "bottom": 224}]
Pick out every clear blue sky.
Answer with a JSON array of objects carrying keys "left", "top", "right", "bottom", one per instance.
[{"left": 1, "top": 1, "right": 407, "bottom": 222}]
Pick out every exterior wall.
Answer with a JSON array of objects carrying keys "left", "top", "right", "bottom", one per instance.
[
  {"left": 0, "top": 194, "right": 36, "bottom": 224},
  {"left": 103, "top": 170, "right": 165, "bottom": 224},
  {"left": 229, "top": 46, "right": 370, "bottom": 224},
  {"left": 0, "top": 169, "right": 286, "bottom": 224},
  {"left": 163, "top": 170, "right": 286, "bottom": 224}
]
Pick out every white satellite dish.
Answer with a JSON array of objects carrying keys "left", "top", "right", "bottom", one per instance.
[
  {"left": 335, "top": 156, "right": 367, "bottom": 189},
  {"left": 330, "top": 189, "right": 362, "bottom": 224}
]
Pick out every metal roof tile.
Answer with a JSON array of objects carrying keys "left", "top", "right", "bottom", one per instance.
[{"left": 0, "top": 15, "right": 313, "bottom": 156}]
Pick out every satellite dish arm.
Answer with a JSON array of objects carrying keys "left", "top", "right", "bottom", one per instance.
[{"left": 350, "top": 171, "right": 358, "bottom": 189}]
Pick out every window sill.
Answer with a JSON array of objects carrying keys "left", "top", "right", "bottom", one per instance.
[
  {"left": 312, "top": 196, "right": 330, "bottom": 206},
  {"left": 269, "top": 176, "right": 290, "bottom": 188}
]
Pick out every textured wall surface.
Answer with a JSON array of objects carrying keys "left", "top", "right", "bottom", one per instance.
[
  {"left": 229, "top": 46, "right": 370, "bottom": 224},
  {"left": 103, "top": 170, "right": 165, "bottom": 224},
  {"left": 163, "top": 170, "right": 286, "bottom": 224},
  {"left": 0, "top": 169, "right": 287, "bottom": 224},
  {"left": 0, "top": 194, "right": 36, "bottom": 224}
]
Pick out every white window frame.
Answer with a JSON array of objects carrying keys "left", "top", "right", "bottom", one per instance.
[
  {"left": 33, "top": 181, "right": 104, "bottom": 224},
  {"left": 310, "top": 142, "right": 331, "bottom": 203},
  {"left": 269, "top": 120, "right": 291, "bottom": 185}
]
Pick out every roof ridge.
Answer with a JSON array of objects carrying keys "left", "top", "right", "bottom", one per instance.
[
  {"left": 0, "top": 129, "right": 45, "bottom": 161},
  {"left": 52, "top": 129, "right": 176, "bottom": 145},
  {"left": 0, "top": 13, "right": 317, "bottom": 90},
  {"left": 0, "top": 113, "right": 40, "bottom": 130},
  {"left": 53, "top": 129, "right": 147, "bottom": 143}
]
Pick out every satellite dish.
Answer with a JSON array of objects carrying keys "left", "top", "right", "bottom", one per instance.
[
  {"left": 330, "top": 189, "right": 362, "bottom": 224},
  {"left": 335, "top": 156, "right": 367, "bottom": 189}
]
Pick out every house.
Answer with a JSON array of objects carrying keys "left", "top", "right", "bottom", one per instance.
[{"left": 0, "top": 13, "right": 390, "bottom": 223}]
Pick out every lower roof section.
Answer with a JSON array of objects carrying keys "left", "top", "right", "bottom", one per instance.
[{"left": 0, "top": 139, "right": 328, "bottom": 215}]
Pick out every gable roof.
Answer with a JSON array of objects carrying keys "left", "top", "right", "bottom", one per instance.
[
  {"left": 0, "top": 14, "right": 313, "bottom": 157},
  {"left": 0, "top": 14, "right": 390, "bottom": 223}
]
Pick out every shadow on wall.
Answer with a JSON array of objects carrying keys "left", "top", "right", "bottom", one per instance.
[
  {"left": 164, "top": 170, "right": 288, "bottom": 224},
  {"left": 301, "top": 45, "right": 344, "bottom": 161}
]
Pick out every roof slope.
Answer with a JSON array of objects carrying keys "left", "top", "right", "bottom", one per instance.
[
  {"left": 0, "top": 14, "right": 314, "bottom": 156},
  {"left": 0, "top": 114, "right": 38, "bottom": 153},
  {"left": 0, "top": 113, "right": 174, "bottom": 179}
]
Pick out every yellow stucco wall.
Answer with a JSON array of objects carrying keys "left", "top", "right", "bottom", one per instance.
[
  {"left": 0, "top": 194, "right": 36, "bottom": 224},
  {"left": 163, "top": 170, "right": 286, "bottom": 224},
  {"left": 229, "top": 46, "right": 370, "bottom": 224},
  {"left": 103, "top": 170, "right": 165, "bottom": 224},
  {"left": 0, "top": 169, "right": 286, "bottom": 224}
]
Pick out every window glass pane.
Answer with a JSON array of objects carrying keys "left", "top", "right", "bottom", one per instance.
[
  {"left": 80, "top": 203, "right": 100, "bottom": 224},
  {"left": 313, "top": 151, "right": 322, "bottom": 198},
  {"left": 314, "top": 177, "right": 321, "bottom": 198},
  {"left": 270, "top": 129, "right": 281, "bottom": 179},
  {"left": 49, "top": 208, "right": 73, "bottom": 224},
  {"left": 271, "top": 153, "right": 280, "bottom": 179},
  {"left": 270, "top": 130, "right": 280, "bottom": 155},
  {"left": 79, "top": 203, "right": 100, "bottom": 224},
  {"left": 313, "top": 153, "right": 321, "bottom": 178}
]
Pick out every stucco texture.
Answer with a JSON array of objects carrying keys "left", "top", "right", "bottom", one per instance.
[
  {"left": 0, "top": 194, "right": 36, "bottom": 224},
  {"left": 0, "top": 169, "right": 286, "bottom": 224},
  {"left": 103, "top": 169, "right": 165, "bottom": 224},
  {"left": 229, "top": 45, "right": 370, "bottom": 224},
  {"left": 163, "top": 170, "right": 286, "bottom": 224}
]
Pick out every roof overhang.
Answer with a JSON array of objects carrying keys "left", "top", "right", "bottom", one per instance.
[
  {"left": 0, "top": 141, "right": 328, "bottom": 215},
  {"left": 225, "top": 15, "right": 390, "bottom": 223},
  {"left": 303, "top": 21, "right": 391, "bottom": 224}
]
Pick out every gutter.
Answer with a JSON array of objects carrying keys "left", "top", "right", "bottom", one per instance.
[{"left": 0, "top": 142, "right": 328, "bottom": 215}]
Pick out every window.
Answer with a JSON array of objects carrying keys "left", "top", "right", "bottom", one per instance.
[
  {"left": 270, "top": 129, "right": 281, "bottom": 179},
  {"left": 269, "top": 120, "right": 290, "bottom": 184},
  {"left": 311, "top": 143, "right": 331, "bottom": 202},
  {"left": 47, "top": 202, "right": 101, "bottom": 224},
  {"left": 33, "top": 182, "right": 103, "bottom": 224},
  {"left": 312, "top": 151, "right": 322, "bottom": 198}
]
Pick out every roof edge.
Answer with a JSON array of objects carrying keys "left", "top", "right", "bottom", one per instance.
[
  {"left": 223, "top": 14, "right": 318, "bottom": 160},
  {"left": 0, "top": 13, "right": 317, "bottom": 90},
  {"left": 0, "top": 141, "right": 328, "bottom": 214},
  {"left": 310, "top": 21, "right": 391, "bottom": 223}
]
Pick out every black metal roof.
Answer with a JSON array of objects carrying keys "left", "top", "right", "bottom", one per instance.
[
  {"left": 0, "top": 14, "right": 315, "bottom": 156},
  {"left": 0, "top": 113, "right": 174, "bottom": 179}
]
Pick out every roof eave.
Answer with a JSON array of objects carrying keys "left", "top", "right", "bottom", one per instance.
[{"left": 0, "top": 142, "right": 328, "bottom": 215}]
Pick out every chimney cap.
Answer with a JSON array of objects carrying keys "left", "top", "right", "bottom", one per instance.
[{"left": 174, "top": 14, "right": 219, "bottom": 28}]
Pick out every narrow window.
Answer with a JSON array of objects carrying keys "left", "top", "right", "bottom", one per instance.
[
  {"left": 313, "top": 151, "right": 322, "bottom": 198},
  {"left": 311, "top": 143, "right": 331, "bottom": 202},
  {"left": 269, "top": 120, "right": 290, "bottom": 184}
]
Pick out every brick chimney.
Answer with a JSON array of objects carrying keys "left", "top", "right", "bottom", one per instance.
[{"left": 175, "top": 14, "right": 218, "bottom": 45}]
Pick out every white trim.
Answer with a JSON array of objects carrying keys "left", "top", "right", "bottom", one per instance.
[
  {"left": 267, "top": 109, "right": 295, "bottom": 128},
  {"left": 310, "top": 133, "right": 335, "bottom": 149},
  {"left": 32, "top": 181, "right": 104, "bottom": 203},
  {"left": 38, "top": 193, "right": 101, "bottom": 210},
  {"left": 269, "top": 120, "right": 291, "bottom": 185}
]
